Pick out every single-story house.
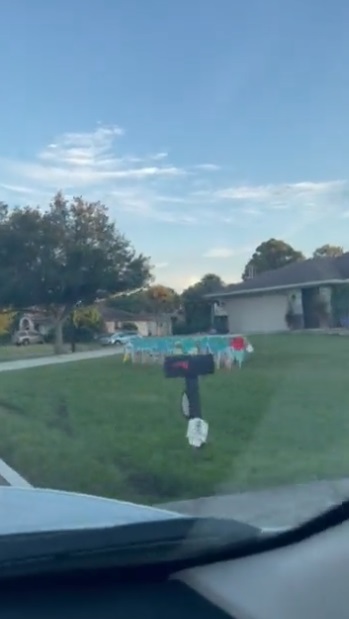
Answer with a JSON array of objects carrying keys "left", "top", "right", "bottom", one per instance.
[
  {"left": 19, "top": 311, "right": 54, "bottom": 335},
  {"left": 96, "top": 304, "right": 173, "bottom": 337},
  {"left": 205, "top": 253, "right": 349, "bottom": 334},
  {"left": 19, "top": 304, "right": 174, "bottom": 338}
]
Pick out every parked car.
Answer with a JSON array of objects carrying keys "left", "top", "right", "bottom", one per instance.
[
  {"left": 99, "top": 331, "right": 140, "bottom": 347},
  {"left": 12, "top": 330, "right": 45, "bottom": 346}
]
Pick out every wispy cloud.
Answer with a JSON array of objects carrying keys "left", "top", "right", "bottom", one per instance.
[
  {"left": 203, "top": 245, "right": 253, "bottom": 259},
  {"left": 0, "top": 124, "right": 347, "bottom": 232},
  {"left": 154, "top": 262, "right": 169, "bottom": 269},
  {"left": 213, "top": 180, "right": 346, "bottom": 210},
  {"left": 2, "top": 125, "right": 186, "bottom": 192},
  {"left": 0, "top": 125, "right": 225, "bottom": 224},
  {"left": 0, "top": 183, "right": 38, "bottom": 195},
  {"left": 194, "top": 163, "right": 220, "bottom": 171}
]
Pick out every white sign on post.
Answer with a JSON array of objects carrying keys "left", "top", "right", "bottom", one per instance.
[{"left": 186, "top": 418, "right": 209, "bottom": 448}]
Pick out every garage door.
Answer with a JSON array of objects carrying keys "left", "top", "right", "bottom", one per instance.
[{"left": 226, "top": 293, "right": 288, "bottom": 333}]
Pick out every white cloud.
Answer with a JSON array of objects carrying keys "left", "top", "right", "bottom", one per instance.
[
  {"left": 151, "top": 152, "right": 168, "bottom": 160},
  {"left": 0, "top": 183, "right": 38, "bottom": 195},
  {"left": 194, "top": 163, "right": 220, "bottom": 171},
  {"left": 204, "top": 247, "right": 235, "bottom": 258},
  {"left": 2, "top": 125, "right": 186, "bottom": 192},
  {"left": 154, "top": 262, "right": 169, "bottom": 269},
  {"left": 109, "top": 188, "right": 197, "bottom": 224},
  {"left": 166, "top": 273, "right": 201, "bottom": 292},
  {"left": 0, "top": 125, "right": 226, "bottom": 224},
  {"left": 1, "top": 124, "right": 347, "bottom": 231},
  {"left": 203, "top": 245, "right": 253, "bottom": 259},
  {"left": 213, "top": 180, "right": 346, "bottom": 209}
]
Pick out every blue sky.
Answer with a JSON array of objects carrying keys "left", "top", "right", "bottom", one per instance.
[{"left": 1, "top": 0, "right": 349, "bottom": 290}]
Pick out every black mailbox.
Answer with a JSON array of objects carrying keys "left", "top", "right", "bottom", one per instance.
[
  {"left": 164, "top": 354, "right": 215, "bottom": 379},
  {"left": 164, "top": 354, "right": 215, "bottom": 427}
]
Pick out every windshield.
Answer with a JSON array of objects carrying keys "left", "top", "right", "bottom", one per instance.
[{"left": 0, "top": 0, "right": 348, "bottom": 562}]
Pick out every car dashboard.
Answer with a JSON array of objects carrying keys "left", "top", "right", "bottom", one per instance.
[{"left": 1, "top": 517, "right": 349, "bottom": 618}]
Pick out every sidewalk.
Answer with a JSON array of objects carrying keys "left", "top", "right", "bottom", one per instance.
[{"left": 0, "top": 347, "right": 123, "bottom": 374}]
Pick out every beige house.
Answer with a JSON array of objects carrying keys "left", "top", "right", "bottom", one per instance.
[
  {"left": 18, "top": 311, "right": 54, "bottom": 335},
  {"left": 97, "top": 304, "right": 173, "bottom": 337},
  {"left": 206, "top": 253, "right": 349, "bottom": 334}
]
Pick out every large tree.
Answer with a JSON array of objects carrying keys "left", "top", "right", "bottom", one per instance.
[
  {"left": 242, "top": 238, "right": 305, "bottom": 280},
  {"left": 0, "top": 193, "right": 152, "bottom": 352},
  {"left": 313, "top": 244, "right": 344, "bottom": 258},
  {"left": 181, "top": 274, "right": 224, "bottom": 332}
]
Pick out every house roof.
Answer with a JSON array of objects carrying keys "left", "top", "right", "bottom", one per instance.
[
  {"left": 95, "top": 303, "right": 172, "bottom": 323},
  {"left": 21, "top": 310, "right": 54, "bottom": 325},
  {"left": 96, "top": 305, "right": 137, "bottom": 322},
  {"left": 207, "top": 253, "right": 349, "bottom": 299}
]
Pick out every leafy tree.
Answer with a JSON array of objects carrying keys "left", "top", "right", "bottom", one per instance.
[
  {"left": 181, "top": 274, "right": 224, "bottom": 333},
  {"left": 242, "top": 239, "right": 305, "bottom": 280},
  {"left": 73, "top": 306, "right": 103, "bottom": 332},
  {"left": 313, "top": 244, "right": 344, "bottom": 258},
  {"left": 0, "top": 193, "right": 152, "bottom": 353},
  {"left": 0, "top": 311, "right": 16, "bottom": 337},
  {"left": 107, "top": 284, "right": 180, "bottom": 315}
]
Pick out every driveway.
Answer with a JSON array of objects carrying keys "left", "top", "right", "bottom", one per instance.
[{"left": 0, "top": 346, "right": 123, "bottom": 373}]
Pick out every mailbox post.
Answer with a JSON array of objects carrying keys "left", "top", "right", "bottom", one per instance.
[{"left": 163, "top": 354, "right": 215, "bottom": 447}]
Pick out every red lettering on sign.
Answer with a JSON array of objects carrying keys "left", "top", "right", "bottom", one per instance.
[{"left": 173, "top": 361, "right": 189, "bottom": 370}]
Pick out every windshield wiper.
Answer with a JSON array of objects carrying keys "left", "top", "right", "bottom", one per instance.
[{"left": 0, "top": 515, "right": 260, "bottom": 579}]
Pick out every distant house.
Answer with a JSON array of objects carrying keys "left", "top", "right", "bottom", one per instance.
[
  {"left": 18, "top": 311, "right": 54, "bottom": 335},
  {"left": 205, "top": 253, "right": 349, "bottom": 334},
  {"left": 18, "top": 303, "right": 174, "bottom": 338},
  {"left": 96, "top": 303, "right": 173, "bottom": 337}
]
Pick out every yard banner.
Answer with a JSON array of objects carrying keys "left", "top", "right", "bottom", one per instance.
[{"left": 124, "top": 335, "right": 254, "bottom": 370}]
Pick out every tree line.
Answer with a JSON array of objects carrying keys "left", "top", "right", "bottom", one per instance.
[
  {"left": 0, "top": 190, "right": 344, "bottom": 344},
  {"left": 241, "top": 239, "right": 345, "bottom": 281}
]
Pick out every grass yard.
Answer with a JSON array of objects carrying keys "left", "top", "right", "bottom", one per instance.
[
  {"left": 0, "top": 333, "right": 349, "bottom": 505},
  {"left": 0, "top": 342, "right": 99, "bottom": 362}
]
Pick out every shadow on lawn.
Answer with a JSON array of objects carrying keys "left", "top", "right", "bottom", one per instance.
[{"left": 111, "top": 452, "right": 202, "bottom": 503}]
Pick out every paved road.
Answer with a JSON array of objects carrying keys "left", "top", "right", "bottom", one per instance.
[
  {"left": 0, "top": 347, "right": 123, "bottom": 373},
  {"left": 160, "top": 479, "right": 349, "bottom": 529}
]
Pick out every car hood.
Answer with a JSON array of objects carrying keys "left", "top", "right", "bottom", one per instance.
[{"left": 0, "top": 487, "right": 183, "bottom": 535}]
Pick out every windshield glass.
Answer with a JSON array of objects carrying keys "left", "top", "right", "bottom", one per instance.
[{"left": 0, "top": 0, "right": 348, "bottom": 553}]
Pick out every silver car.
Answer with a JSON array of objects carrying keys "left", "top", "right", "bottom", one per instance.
[{"left": 12, "top": 330, "right": 45, "bottom": 346}]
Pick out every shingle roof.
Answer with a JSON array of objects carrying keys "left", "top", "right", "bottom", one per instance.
[
  {"left": 95, "top": 303, "right": 172, "bottom": 322},
  {"left": 207, "top": 253, "right": 349, "bottom": 298}
]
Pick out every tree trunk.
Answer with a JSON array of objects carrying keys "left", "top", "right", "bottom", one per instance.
[{"left": 54, "top": 319, "right": 64, "bottom": 355}]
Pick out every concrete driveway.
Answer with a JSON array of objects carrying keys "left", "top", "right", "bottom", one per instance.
[{"left": 0, "top": 346, "right": 123, "bottom": 373}]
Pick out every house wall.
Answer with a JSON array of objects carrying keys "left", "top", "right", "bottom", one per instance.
[
  {"left": 19, "top": 315, "right": 52, "bottom": 335},
  {"left": 19, "top": 316, "right": 34, "bottom": 331},
  {"left": 105, "top": 318, "right": 172, "bottom": 337},
  {"left": 224, "top": 292, "right": 289, "bottom": 334},
  {"left": 105, "top": 321, "right": 116, "bottom": 334},
  {"left": 135, "top": 320, "right": 172, "bottom": 337},
  {"left": 319, "top": 286, "right": 332, "bottom": 314}
]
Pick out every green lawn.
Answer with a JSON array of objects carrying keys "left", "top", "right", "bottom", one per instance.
[{"left": 0, "top": 333, "right": 348, "bottom": 505}]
